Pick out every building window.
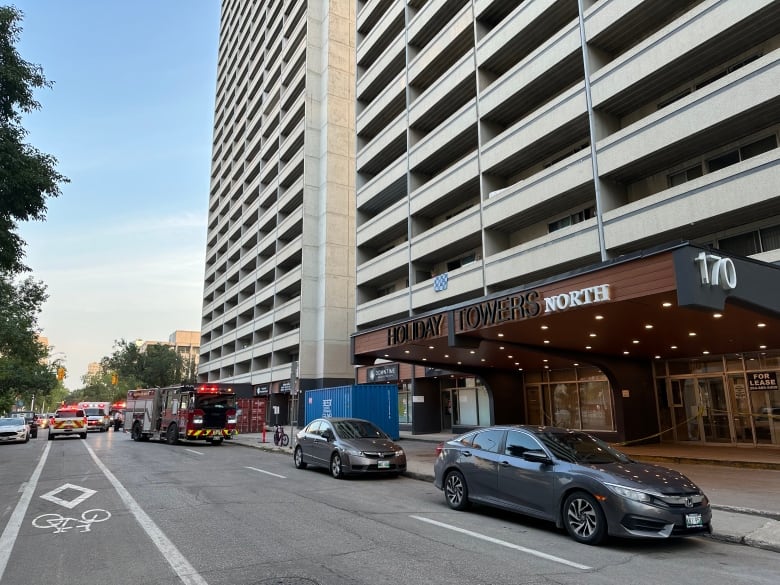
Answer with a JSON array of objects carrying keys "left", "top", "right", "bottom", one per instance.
[
  {"left": 707, "top": 135, "right": 778, "bottom": 173},
  {"left": 718, "top": 224, "right": 780, "bottom": 256},
  {"left": 668, "top": 164, "right": 703, "bottom": 187},
  {"left": 548, "top": 207, "right": 596, "bottom": 233}
]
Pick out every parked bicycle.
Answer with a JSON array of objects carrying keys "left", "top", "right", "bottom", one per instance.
[{"left": 273, "top": 425, "right": 289, "bottom": 447}]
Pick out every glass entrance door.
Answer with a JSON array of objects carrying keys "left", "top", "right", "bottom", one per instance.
[
  {"left": 699, "top": 376, "right": 731, "bottom": 443},
  {"left": 525, "top": 386, "right": 543, "bottom": 426}
]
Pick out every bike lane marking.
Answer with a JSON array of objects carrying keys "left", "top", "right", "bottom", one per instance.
[
  {"left": 84, "top": 443, "right": 210, "bottom": 585},
  {"left": 409, "top": 515, "right": 592, "bottom": 570},
  {"left": 0, "top": 442, "right": 51, "bottom": 582},
  {"left": 245, "top": 466, "right": 287, "bottom": 479}
]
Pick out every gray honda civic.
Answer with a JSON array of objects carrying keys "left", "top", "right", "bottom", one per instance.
[{"left": 433, "top": 425, "right": 712, "bottom": 545}]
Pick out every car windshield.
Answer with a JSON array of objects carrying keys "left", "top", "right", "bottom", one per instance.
[
  {"left": 333, "top": 420, "right": 386, "bottom": 439},
  {"left": 0, "top": 418, "right": 23, "bottom": 427},
  {"left": 84, "top": 409, "right": 103, "bottom": 416},
  {"left": 536, "top": 430, "right": 631, "bottom": 464}
]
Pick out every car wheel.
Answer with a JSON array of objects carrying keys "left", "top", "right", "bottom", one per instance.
[
  {"left": 444, "top": 470, "right": 470, "bottom": 510},
  {"left": 562, "top": 491, "right": 607, "bottom": 545},
  {"left": 293, "top": 446, "right": 307, "bottom": 469},
  {"left": 131, "top": 422, "right": 142, "bottom": 442},
  {"left": 80, "top": 433, "right": 87, "bottom": 439},
  {"left": 48, "top": 431, "right": 53, "bottom": 441},
  {"left": 330, "top": 452, "right": 344, "bottom": 479},
  {"left": 166, "top": 424, "right": 178, "bottom": 445},
  {"left": 24, "top": 433, "right": 30, "bottom": 443}
]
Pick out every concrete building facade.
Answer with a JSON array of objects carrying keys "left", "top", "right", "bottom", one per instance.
[
  {"left": 352, "top": 0, "right": 780, "bottom": 445},
  {"left": 198, "top": 0, "right": 357, "bottom": 415}
]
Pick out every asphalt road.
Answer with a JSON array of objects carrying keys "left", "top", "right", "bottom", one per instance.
[{"left": 1, "top": 432, "right": 778, "bottom": 585}]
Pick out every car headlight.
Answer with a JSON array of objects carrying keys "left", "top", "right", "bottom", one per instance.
[
  {"left": 604, "top": 483, "right": 655, "bottom": 503},
  {"left": 395, "top": 449, "right": 405, "bottom": 457},
  {"left": 345, "top": 448, "right": 363, "bottom": 457}
]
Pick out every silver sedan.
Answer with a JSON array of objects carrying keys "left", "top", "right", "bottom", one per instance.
[{"left": 0, "top": 417, "right": 30, "bottom": 443}]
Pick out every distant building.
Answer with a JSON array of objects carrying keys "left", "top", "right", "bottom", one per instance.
[
  {"left": 86, "top": 362, "right": 102, "bottom": 377},
  {"left": 140, "top": 330, "right": 200, "bottom": 375}
]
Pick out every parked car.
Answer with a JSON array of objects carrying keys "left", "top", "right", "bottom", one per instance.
[
  {"left": 293, "top": 417, "right": 406, "bottom": 478},
  {"left": 11, "top": 411, "right": 37, "bottom": 438},
  {"left": 433, "top": 425, "right": 712, "bottom": 545},
  {"left": 0, "top": 417, "right": 30, "bottom": 443}
]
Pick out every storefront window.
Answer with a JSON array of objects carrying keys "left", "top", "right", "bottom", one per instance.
[
  {"left": 453, "top": 385, "right": 491, "bottom": 426},
  {"left": 552, "top": 382, "right": 580, "bottom": 429},
  {"left": 398, "top": 383, "right": 412, "bottom": 424},
  {"left": 541, "top": 368, "right": 614, "bottom": 431},
  {"left": 579, "top": 380, "right": 614, "bottom": 431}
]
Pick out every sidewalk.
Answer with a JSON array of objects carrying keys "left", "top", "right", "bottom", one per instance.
[{"left": 226, "top": 430, "right": 780, "bottom": 553}]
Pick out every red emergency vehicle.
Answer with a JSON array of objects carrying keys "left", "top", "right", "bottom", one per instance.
[{"left": 125, "top": 384, "right": 238, "bottom": 445}]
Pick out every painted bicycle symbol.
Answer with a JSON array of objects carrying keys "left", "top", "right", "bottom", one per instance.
[{"left": 32, "top": 509, "right": 111, "bottom": 534}]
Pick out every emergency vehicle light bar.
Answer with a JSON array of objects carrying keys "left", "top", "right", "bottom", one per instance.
[{"left": 196, "top": 385, "right": 234, "bottom": 394}]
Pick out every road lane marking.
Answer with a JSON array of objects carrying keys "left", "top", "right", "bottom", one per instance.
[
  {"left": 40, "top": 483, "right": 97, "bottom": 509},
  {"left": 185, "top": 449, "right": 204, "bottom": 455},
  {"left": 84, "top": 443, "right": 210, "bottom": 585},
  {"left": 245, "top": 466, "right": 286, "bottom": 479},
  {"left": 0, "top": 443, "right": 51, "bottom": 581},
  {"left": 409, "top": 515, "right": 592, "bottom": 570}
]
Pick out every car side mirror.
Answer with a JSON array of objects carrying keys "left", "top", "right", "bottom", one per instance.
[
  {"left": 322, "top": 429, "right": 334, "bottom": 441},
  {"left": 522, "top": 450, "right": 552, "bottom": 464}
]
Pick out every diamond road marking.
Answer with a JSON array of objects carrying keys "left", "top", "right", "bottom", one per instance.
[{"left": 40, "top": 484, "right": 97, "bottom": 509}]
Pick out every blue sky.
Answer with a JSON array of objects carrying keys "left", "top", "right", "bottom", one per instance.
[{"left": 13, "top": 1, "right": 221, "bottom": 389}]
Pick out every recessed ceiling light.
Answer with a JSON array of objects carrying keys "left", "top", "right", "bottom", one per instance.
[
  {"left": 457, "top": 361, "right": 462, "bottom": 365},
  {"left": 383, "top": 354, "right": 389, "bottom": 357},
  {"left": 645, "top": 324, "right": 653, "bottom": 329},
  {"left": 544, "top": 365, "right": 549, "bottom": 369},
  {"left": 514, "top": 362, "right": 519, "bottom": 366},
  {"left": 595, "top": 315, "right": 604, "bottom": 320},
  {"left": 543, "top": 359, "right": 548, "bottom": 362},
  {"left": 428, "top": 345, "right": 434, "bottom": 349},
  {"left": 518, "top": 367, "right": 523, "bottom": 371},
  {"left": 585, "top": 345, "right": 592, "bottom": 350},
  {"left": 404, "top": 350, "right": 410, "bottom": 354},
  {"left": 760, "top": 345, "right": 767, "bottom": 349},
  {"left": 589, "top": 333, "right": 597, "bottom": 337},
  {"left": 623, "top": 351, "right": 629, "bottom": 355},
  {"left": 543, "top": 340, "right": 550, "bottom": 344},
  {"left": 499, "top": 346, "right": 505, "bottom": 350},
  {"left": 689, "top": 332, "right": 696, "bottom": 337},
  {"left": 498, "top": 333, "right": 504, "bottom": 337},
  {"left": 508, "top": 355, "right": 513, "bottom": 359},
  {"left": 422, "top": 358, "right": 427, "bottom": 361},
  {"left": 469, "top": 350, "right": 476, "bottom": 354},
  {"left": 702, "top": 351, "right": 709, "bottom": 355},
  {"left": 671, "top": 345, "right": 677, "bottom": 349},
  {"left": 444, "top": 354, "right": 449, "bottom": 358},
  {"left": 713, "top": 313, "right": 722, "bottom": 319},
  {"left": 663, "top": 302, "right": 672, "bottom": 307},
  {"left": 654, "top": 355, "right": 661, "bottom": 359},
  {"left": 758, "top": 323, "right": 766, "bottom": 328},
  {"left": 573, "top": 363, "right": 579, "bottom": 366},
  {"left": 540, "top": 325, "right": 549, "bottom": 330},
  {"left": 632, "top": 340, "right": 639, "bottom": 344},
  {"left": 480, "top": 358, "right": 486, "bottom": 362}
]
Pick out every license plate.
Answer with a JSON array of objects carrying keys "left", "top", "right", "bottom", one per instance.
[
  {"left": 685, "top": 513, "right": 702, "bottom": 528},
  {"left": 377, "top": 460, "right": 390, "bottom": 469}
]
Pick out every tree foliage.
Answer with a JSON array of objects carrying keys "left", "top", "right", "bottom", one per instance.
[
  {"left": 0, "top": 6, "right": 69, "bottom": 274},
  {"left": 0, "top": 273, "right": 57, "bottom": 413},
  {"left": 95, "top": 339, "right": 192, "bottom": 399}
]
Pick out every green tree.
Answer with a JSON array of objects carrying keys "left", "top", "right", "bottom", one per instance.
[
  {"left": 0, "top": 6, "right": 69, "bottom": 274},
  {"left": 0, "top": 273, "right": 56, "bottom": 413},
  {"left": 100, "top": 339, "right": 185, "bottom": 391}
]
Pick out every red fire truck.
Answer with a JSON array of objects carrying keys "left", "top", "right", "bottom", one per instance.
[{"left": 125, "top": 384, "right": 238, "bottom": 445}]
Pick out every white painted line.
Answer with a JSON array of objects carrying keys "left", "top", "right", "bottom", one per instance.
[
  {"left": 0, "top": 443, "right": 51, "bottom": 582},
  {"left": 84, "top": 443, "right": 209, "bottom": 585},
  {"left": 40, "top": 483, "right": 97, "bottom": 509},
  {"left": 245, "top": 466, "right": 286, "bottom": 479},
  {"left": 184, "top": 449, "right": 204, "bottom": 456},
  {"left": 409, "top": 515, "right": 592, "bottom": 571}
]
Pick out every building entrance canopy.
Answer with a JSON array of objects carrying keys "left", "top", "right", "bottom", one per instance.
[{"left": 351, "top": 243, "right": 780, "bottom": 374}]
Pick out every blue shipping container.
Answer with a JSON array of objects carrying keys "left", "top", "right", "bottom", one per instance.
[{"left": 304, "top": 384, "right": 400, "bottom": 440}]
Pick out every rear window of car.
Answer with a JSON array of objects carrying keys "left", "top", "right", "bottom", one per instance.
[{"left": 56, "top": 410, "right": 85, "bottom": 418}]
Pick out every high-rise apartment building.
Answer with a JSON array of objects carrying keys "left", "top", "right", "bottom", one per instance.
[
  {"left": 351, "top": 1, "right": 780, "bottom": 445},
  {"left": 199, "top": 1, "right": 357, "bottom": 413}
]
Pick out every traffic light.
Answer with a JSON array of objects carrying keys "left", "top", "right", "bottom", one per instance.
[
  {"left": 111, "top": 373, "right": 118, "bottom": 385},
  {"left": 56, "top": 366, "right": 66, "bottom": 381}
]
